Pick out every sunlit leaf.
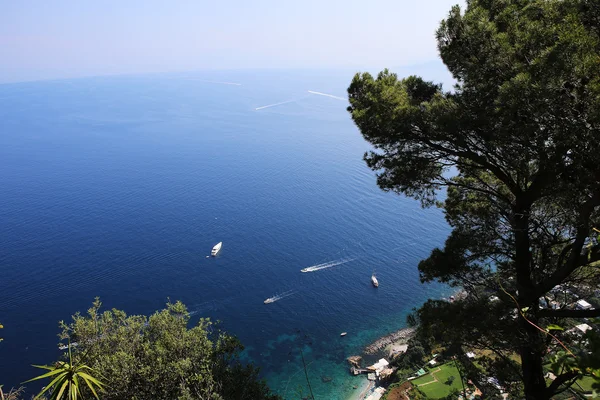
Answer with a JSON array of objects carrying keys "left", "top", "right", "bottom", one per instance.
[
  {"left": 546, "top": 324, "right": 564, "bottom": 332},
  {"left": 26, "top": 342, "right": 104, "bottom": 400}
]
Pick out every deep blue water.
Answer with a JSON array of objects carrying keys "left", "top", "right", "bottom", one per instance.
[{"left": 0, "top": 70, "right": 450, "bottom": 399}]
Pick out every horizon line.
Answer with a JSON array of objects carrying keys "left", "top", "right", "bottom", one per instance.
[{"left": 0, "top": 61, "right": 449, "bottom": 86}]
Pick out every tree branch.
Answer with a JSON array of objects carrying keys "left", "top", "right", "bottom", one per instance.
[
  {"left": 538, "top": 308, "right": 600, "bottom": 319},
  {"left": 536, "top": 191, "right": 600, "bottom": 296},
  {"left": 545, "top": 370, "right": 579, "bottom": 397},
  {"left": 418, "top": 135, "right": 519, "bottom": 194}
]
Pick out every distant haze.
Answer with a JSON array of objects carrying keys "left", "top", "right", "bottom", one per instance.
[{"left": 0, "top": 0, "right": 463, "bottom": 83}]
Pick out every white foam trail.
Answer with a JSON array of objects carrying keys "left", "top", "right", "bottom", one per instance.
[
  {"left": 255, "top": 99, "right": 297, "bottom": 110},
  {"left": 301, "top": 257, "right": 355, "bottom": 272},
  {"left": 189, "top": 79, "right": 242, "bottom": 86},
  {"left": 307, "top": 90, "right": 346, "bottom": 101},
  {"left": 265, "top": 290, "right": 295, "bottom": 303}
]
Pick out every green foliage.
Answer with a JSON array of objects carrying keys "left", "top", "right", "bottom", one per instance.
[
  {"left": 408, "top": 386, "right": 428, "bottom": 400},
  {"left": 545, "top": 324, "right": 564, "bottom": 332},
  {"left": 58, "top": 298, "right": 280, "bottom": 400},
  {"left": 442, "top": 388, "right": 461, "bottom": 400},
  {"left": 348, "top": 0, "right": 600, "bottom": 398},
  {"left": 25, "top": 344, "right": 103, "bottom": 400},
  {"left": 394, "top": 367, "right": 415, "bottom": 382},
  {"left": 391, "top": 337, "right": 429, "bottom": 371}
]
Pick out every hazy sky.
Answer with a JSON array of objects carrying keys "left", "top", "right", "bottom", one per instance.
[{"left": 0, "top": 0, "right": 462, "bottom": 83}]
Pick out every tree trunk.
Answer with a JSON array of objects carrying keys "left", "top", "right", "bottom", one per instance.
[
  {"left": 513, "top": 201, "right": 548, "bottom": 399},
  {"left": 519, "top": 318, "right": 548, "bottom": 399}
]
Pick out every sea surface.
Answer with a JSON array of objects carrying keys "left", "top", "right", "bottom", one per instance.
[{"left": 0, "top": 70, "right": 451, "bottom": 399}]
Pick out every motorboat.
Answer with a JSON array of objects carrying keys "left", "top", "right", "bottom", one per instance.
[{"left": 211, "top": 242, "right": 222, "bottom": 257}]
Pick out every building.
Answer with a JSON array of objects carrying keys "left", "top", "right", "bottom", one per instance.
[
  {"left": 576, "top": 299, "right": 592, "bottom": 310},
  {"left": 365, "top": 387, "right": 386, "bottom": 400},
  {"left": 575, "top": 324, "right": 592, "bottom": 334}
]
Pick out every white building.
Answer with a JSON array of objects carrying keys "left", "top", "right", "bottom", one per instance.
[
  {"left": 365, "top": 387, "right": 386, "bottom": 400},
  {"left": 576, "top": 299, "right": 592, "bottom": 310},
  {"left": 575, "top": 324, "right": 592, "bottom": 334}
]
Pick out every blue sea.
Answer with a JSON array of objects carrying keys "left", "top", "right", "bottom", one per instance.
[{"left": 0, "top": 70, "right": 451, "bottom": 399}]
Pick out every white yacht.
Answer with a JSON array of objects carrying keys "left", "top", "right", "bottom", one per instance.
[
  {"left": 371, "top": 272, "right": 379, "bottom": 287},
  {"left": 211, "top": 242, "right": 222, "bottom": 257}
]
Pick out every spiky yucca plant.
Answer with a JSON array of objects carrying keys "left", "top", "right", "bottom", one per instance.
[{"left": 25, "top": 344, "right": 103, "bottom": 400}]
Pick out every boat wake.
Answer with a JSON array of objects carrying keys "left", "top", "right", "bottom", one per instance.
[
  {"left": 264, "top": 290, "right": 295, "bottom": 304},
  {"left": 188, "top": 79, "right": 242, "bottom": 86},
  {"left": 307, "top": 90, "right": 346, "bottom": 101},
  {"left": 255, "top": 94, "right": 312, "bottom": 111},
  {"left": 301, "top": 257, "right": 355, "bottom": 273},
  {"left": 255, "top": 99, "right": 296, "bottom": 110}
]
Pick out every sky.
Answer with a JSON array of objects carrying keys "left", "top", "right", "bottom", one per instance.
[{"left": 0, "top": 0, "right": 463, "bottom": 83}]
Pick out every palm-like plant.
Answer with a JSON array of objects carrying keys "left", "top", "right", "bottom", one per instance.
[
  {"left": 1, "top": 385, "right": 25, "bottom": 400},
  {"left": 24, "top": 344, "right": 103, "bottom": 400}
]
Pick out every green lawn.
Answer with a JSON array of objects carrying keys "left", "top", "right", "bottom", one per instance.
[
  {"left": 573, "top": 376, "right": 596, "bottom": 393},
  {"left": 411, "top": 362, "right": 465, "bottom": 399},
  {"left": 411, "top": 373, "right": 437, "bottom": 385}
]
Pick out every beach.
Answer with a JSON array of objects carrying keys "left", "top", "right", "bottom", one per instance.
[{"left": 345, "top": 377, "right": 373, "bottom": 400}]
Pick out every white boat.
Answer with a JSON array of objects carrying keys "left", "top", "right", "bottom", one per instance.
[
  {"left": 340, "top": 332, "right": 347, "bottom": 337},
  {"left": 371, "top": 272, "right": 379, "bottom": 287},
  {"left": 264, "top": 290, "right": 294, "bottom": 304},
  {"left": 211, "top": 242, "right": 222, "bottom": 257}
]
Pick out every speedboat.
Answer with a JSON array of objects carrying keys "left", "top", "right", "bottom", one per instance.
[
  {"left": 264, "top": 297, "right": 275, "bottom": 304},
  {"left": 340, "top": 332, "right": 347, "bottom": 337},
  {"left": 211, "top": 242, "right": 222, "bottom": 257},
  {"left": 371, "top": 273, "right": 379, "bottom": 287}
]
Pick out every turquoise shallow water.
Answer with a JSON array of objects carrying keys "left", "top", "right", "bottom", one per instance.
[{"left": 0, "top": 70, "right": 451, "bottom": 398}]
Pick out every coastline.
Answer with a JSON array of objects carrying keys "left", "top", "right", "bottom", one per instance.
[
  {"left": 338, "top": 327, "right": 416, "bottom": 400},
  {"left": 364, "top": 326, "right": 416, "bottom": 355},
  {"left": 342, "top": 289, "right": 464, "bottom": 400},
  {"left": 345, "top": 377, "right": 373, "bottom": 400}
]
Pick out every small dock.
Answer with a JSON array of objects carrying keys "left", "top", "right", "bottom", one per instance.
[{"left": 350, "top": 367, "right": 371, "bottom": 376}]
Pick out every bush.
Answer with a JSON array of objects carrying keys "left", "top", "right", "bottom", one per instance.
[{"left": 58, "top": 299, "right": 281, "bottom": 400}]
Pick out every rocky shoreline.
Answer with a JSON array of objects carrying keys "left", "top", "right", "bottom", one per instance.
[{"left": 363, "top": 327, "right": 416, "bottom": 355}]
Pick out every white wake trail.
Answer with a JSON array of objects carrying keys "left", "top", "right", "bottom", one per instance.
[
  {"left": 189, "top": 79, "right": 242, "bottom": 86},
  {"left": 307, "top": 90, "right": 346, "bottom": 101},
  {"left": 301, "top": 257, "right": 355, "bottom": 272},
  {"left": 255, "top": 99, "right": 297, "bottom": 110},
  {"left": 265, "top": 290, "right": 295, "bottom": 304}
]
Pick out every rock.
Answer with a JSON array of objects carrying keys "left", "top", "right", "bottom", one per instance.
[
  {"left": 364, "top": 327, "right": 416, "bottom": 355},
  {"left": 347, "top": 355, "right": 362, "bottom": 368},
  {"left": 379, "top": 367, "right": 396, "bottom": 382},
  {"left": 389, "top": 344, "right": 409, "bottom": 359}
]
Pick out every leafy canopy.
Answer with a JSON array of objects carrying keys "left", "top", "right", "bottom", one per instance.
[
  {"left": 348, "top": 0, "right": 600, "bottom": 398},
  {"left": 57, "top": 299, "right": 281, "bottom": 400}
]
